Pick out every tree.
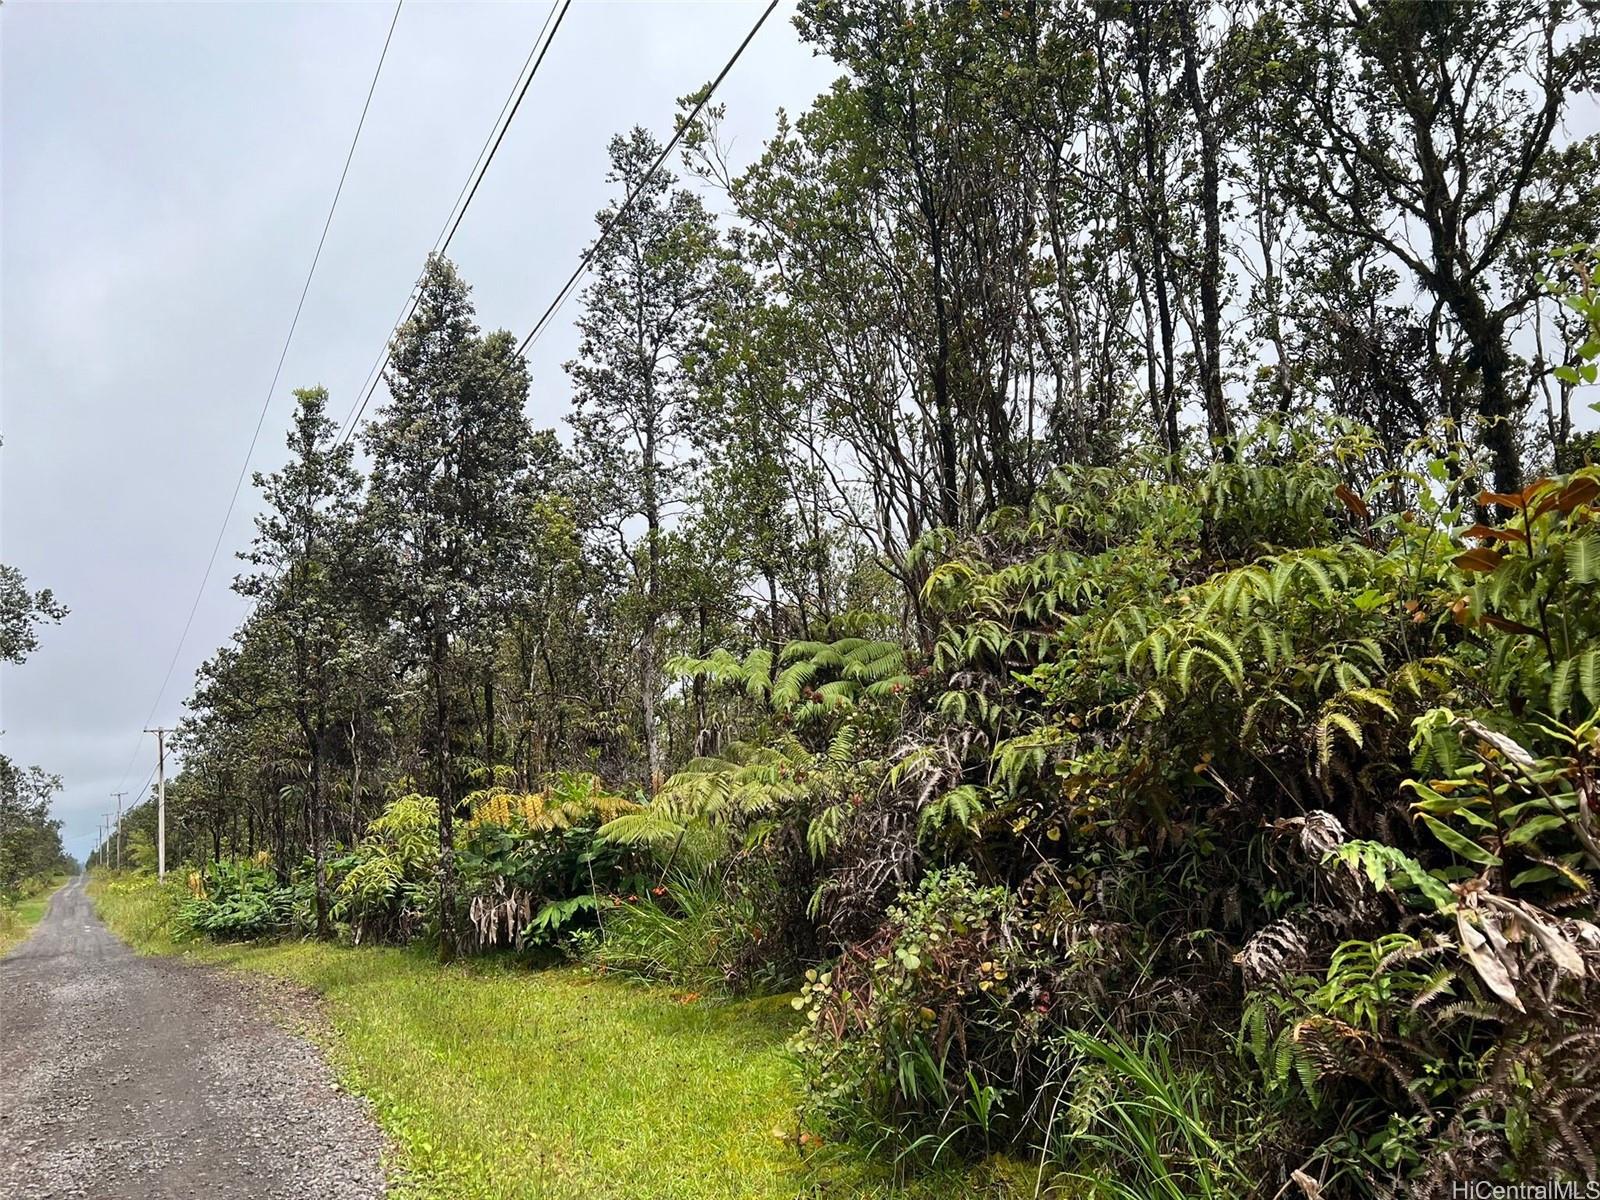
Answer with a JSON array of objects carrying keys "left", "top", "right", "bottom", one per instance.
[
  {"left": 0, "top": 564, "right": 67, "bottom": 666},
  {"left": 235, "top": 387, "right": 363, "bottom": 937},
  {"left": 364, "top": 254, "right": 534, "bottom": 957},
  {"left": 0, "top": 755, "right": 66, "bottom": 899},
  {"left": 1273, "top": 0, "right": 1600, "bottom": 495},
  {"left": 566, "top": 127, "right": 722, "bottom": 793}
]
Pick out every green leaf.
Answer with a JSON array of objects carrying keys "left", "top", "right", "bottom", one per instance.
[
  {"left": 1503, "top": 813, "right": 1568, "bottom": 847},
  {"left": 1581, "top": 648, "right": 1600, "bottom": 707},
  {"left": 1566, "top": 535, "right": 1599, "bottom": 585},
  {"left": 1418, "top": 813, "right": 1501, "bottom": 867}
]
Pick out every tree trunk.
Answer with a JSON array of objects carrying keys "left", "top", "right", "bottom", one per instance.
[
  {"left": 1449, "top": 287, "right": 1521, "bottom": 497},
  {"left": 431, "top": 620, "right": 458, "bottom": 961},
  {"left": 483, "top": 661, "right": 496, "bottom": 765},
  {"left": 310, "top": 732, "right": 330, "bottom": 940},
  {"left": 1134, "top": 23, "right": 1180, "bottom": 465},
  {"left": 1177, "top": 0, "right": 1233, "bottom": 460}
]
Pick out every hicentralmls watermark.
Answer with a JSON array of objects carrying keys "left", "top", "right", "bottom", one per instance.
[{"left": 1449, "top": 1184, "right": 1600, "bottom": 1199}]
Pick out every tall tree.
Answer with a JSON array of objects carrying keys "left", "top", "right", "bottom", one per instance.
[
  {"left": 235, "top": 387, "right": 363, "bottom": 938},
  {"left": 1273, "top": 0, "right": 1600, "bottom": 494},
  {"left": 365, "top": 255, "right": 534, "bottom": 957},
  {"left": 0, "top": 756, "right": 66, "bottom": 898},
  {"left": 566, "top": 128, "right": 722, "bottom": 793},
  {"left": 0, "top": 563, "right": 67, "bottom": 666}
]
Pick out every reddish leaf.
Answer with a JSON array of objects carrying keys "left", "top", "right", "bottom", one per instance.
[
  {"left": 1479, "top": 489, "right": 1527, "bottom": 512},
  {"left": 1462, "top": 523, "right": 1528, "bottom": 545},
  {"left": 1477, "top": 612, "right": 1541, "bottom": 636},
  {"left": 1334, "top": 482, "right": 1370, "bottom": 523},
  {"left": 1453, "top": 547, "right": 1505, "bottom": 573},
  {"left": 1533, "top": 475, "right": 1600, "bottom": 518}
]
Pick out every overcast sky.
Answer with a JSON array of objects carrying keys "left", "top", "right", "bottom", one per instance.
[{"left": 1, "top": 0, "right": 838, "bottom": 863}]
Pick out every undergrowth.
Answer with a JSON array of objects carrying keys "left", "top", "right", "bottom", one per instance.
[{"left": 0, "top": 873, "right": 66, "bottom": 957}]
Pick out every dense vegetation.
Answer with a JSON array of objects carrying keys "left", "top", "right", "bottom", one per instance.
[{"left": 89, "top": 2, "right": 1600, "bottom": 1195}]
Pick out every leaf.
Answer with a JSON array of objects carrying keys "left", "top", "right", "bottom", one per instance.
[
  {"left": 1453, "top": 547, "right": 1505, "bottom": 573},
  {"left": 1462, "top": 522, "right": 1527, "bottom": 545},
  {"left": 1317, "top": 712, "right": 1364, "bottom": 767},
  {"left": 1334, "top": 482, "right": 1370, "bottom": 523},
  {"left": 1551, "top": 657, "right": 1577, "bottom": 715},
  {"left": 1566, "top": 534, "right": 1599, "bottom": 584},
  {"left": 1456, "top": 910, "right": 1524, "bottom": 1012},
  {"left": 1480, "top": 894, "right": 1586, "bottom": 978},
  {"left": 1503, "top": 813, "right": 1568, "bottom": 847},
  {"left": 1478, "top": 489, "right": 1530, "bottom": 512},
  {"left": 1418, "top": 813, "right": 1501, "bottom": 866},
  {"left": 1477, "top": 612, "right": 1541, "bottom": 636},
  {"left": 1535, "top": 476, "right": 1599, "bottom": 518}
]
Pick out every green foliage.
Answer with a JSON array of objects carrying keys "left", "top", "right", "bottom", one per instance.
[
  {"left": 335, "top": 794, "right": 441, "bottom": 943},
  {"left": 1054, "top": 1029, "right": 1256, "bottom": 1200},
  {"left": 101, "top": 3, "right": 1600, "bottom": 1188},
  {"left": 792, "top": 867, "right": 1038, "bottom": 1166},
  {"left": 0, "top": 755, "right": 70, "bottom": 902},
  {"left": 591, "top": 870, "right": 760, "bottom": 994},
  {"left": 180, "top": 858, "right": 299, "bottom": 941},
  {"left": 669, "top": 635, "right": 912, "bottom": 734},
  {"left": 458, "top": 777, "right": 643, "bottom": 952},
  {"left": 0, "top": 873, "right": 66, "bottom": 957}
]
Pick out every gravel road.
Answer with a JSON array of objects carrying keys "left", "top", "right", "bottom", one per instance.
[{"left": 0, "top": 874, "right": 387, "bottom": 1198}]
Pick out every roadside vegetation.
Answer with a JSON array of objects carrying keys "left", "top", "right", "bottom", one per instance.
[
  {"left": 0, "top": 872, "right": 67, "bottom": 957},
  {"left": 92, "top": 870, "right": 1029, "bottom": 1200},
  {"left": 83, "top": 3, "right": 1600, "bottom": 1198},
  {"left": 0, "top": 551, "right": 73, "bottom": 949}
]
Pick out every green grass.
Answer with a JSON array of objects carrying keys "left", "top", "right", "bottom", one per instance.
[
  {"left": 0, "top": 874, "right": 67, "bottom": 957},
  {"left": 92, "top": 872, "right": 1026, "bottom": 1200}
]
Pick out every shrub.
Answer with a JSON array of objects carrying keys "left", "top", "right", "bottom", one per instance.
[
  {"left": 791, "top": 866, "right": 1046, "bottom": 1165},
  {"left": 179, "top": 858, "right": 299, "bottom": 940},
  {"left": 458, "top": 771, "right": 643, "bottom": 952},
  {"left": 335, "top": 793, "right": 440, "bottom": 943},
  {"left": 590, "top": 870, "right": 759, "bottom": 992}
]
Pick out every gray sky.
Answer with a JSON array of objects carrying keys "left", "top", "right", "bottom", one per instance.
[{"left": 0, "top": 0, "right": 838, "bottom": 862}]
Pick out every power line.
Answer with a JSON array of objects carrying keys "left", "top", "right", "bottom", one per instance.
[
  {"left": 336, "top": 0, "right": 779, "bottom": 449},
  {"left": 177, "top": 0, "right": 569, "bottom": 648},
  {"left": 513, "top": 0, "right": 781, "bottom": 359},
  {"left": 334, "top": 0, "right": 572, "bottom": 449},
  {"left": 110, "top": 0, "right": 404, "bottom": 799},
  {"left": 117, "top": 0, "right": 778, "bottom": 820}
]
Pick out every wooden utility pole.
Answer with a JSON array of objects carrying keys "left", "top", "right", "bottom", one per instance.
[
  {"left": 145, "top": 727, "right": 171, "bottom": 881},
  {"left": 111, "top": 792, "right": 126, "bottom": 870}
]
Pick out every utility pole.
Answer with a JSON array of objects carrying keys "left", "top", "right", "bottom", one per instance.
[
  {"left": 145, "top": 727, "right": 172, "bottom": 881},
  {"left": 112, "top": 792, "right": 126, "bottom": 870}
]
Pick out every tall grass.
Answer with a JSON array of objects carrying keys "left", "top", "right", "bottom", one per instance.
[
  {"left": 91, "top": 870, "right": 190, "bottom": 953},
  {"left": 1052, "top": 1029, "right": 1255, "bottom": 1200},
  {"left": 592, "top": 871, "right": 755, "bottom": 993}
]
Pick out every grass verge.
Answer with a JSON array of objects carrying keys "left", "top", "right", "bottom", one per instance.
[
  {"left": 0, "top": 874, "right": 67, "bottom": 957},
  {"left": 92, "top": 872, "right": 1027, "bottom": 1200}
]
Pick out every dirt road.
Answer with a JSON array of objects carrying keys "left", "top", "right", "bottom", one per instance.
[{"left": 0, "top": 874, "right": 387, "bottom": 1198}]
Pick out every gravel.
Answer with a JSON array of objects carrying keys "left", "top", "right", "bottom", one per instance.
[{"left": 1, "top": 874, "right": 388, "bottom": 1198}]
